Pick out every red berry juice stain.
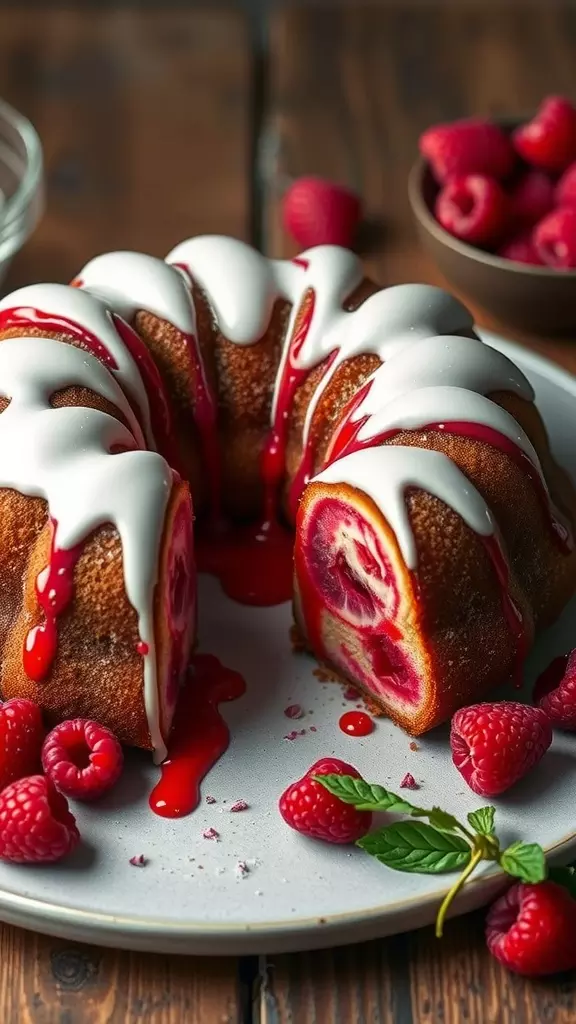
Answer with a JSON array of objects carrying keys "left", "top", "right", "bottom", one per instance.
[
  {"left": 23, "top": 520, "right": 82, "bottom": 683},
  {"left": 339, "top": 710, "right": 374, "bottom": 737},
  {"left": 149, "top": 653, "right": 246, "bottom": 818},
  {"left": 197, "top": 518, "right": 293, "bottom": 606}
]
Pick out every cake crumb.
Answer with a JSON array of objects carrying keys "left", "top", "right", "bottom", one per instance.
[
  {"left": 400, "top": 772, "right": 419, "bottom": 790},
  {"left": 409, "top": 741, "right": 420, "bottom": 752},
  {"left": 205, "top": 794, "right": 217, "bottom": 804},
  {"left": 230, "top": 799, "right": 249, "bottom": 813},
  {"left": 129, "top": 854, "right": 147, "bottom": 867},
  {"left": 310, "top": 725, "right": 317, "bottom": 732},
  {"left": 202, "top": 827, "right": 220, "bottom": 841},
  {"left": 235, "top": 860, "right": 250, "bottom": 878},
  {"left": 343, "top": 686, "right": 360, "bottom": 701},
  {"left": 284, "top": 704, "right": 304, "bottom": 719}
]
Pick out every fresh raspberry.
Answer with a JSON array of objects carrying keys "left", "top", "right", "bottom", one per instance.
[
  {"left": 450, "top": 702, "right": 552, "bottom": 796},
  {"left": 533, "top": 207, "right": 576, "bottom": 268},
  {"left": 419, "top": 118, "right": 515, "bottom": 184},
  {"left": 486, "top": 882, "right": 576, "bottom": 976},
  {"left": 42, "top": 719, "right": 123, "bottom": 801},
  {"left": 556, "top": 161, "right": 576, "bottom": 207},
  {"left": 278, "top": 757, "right": 372, "bottom": 844},
  {"left": 282, "top": 176, "right": 361, "bottom": 248},
  {"left": 497, "top": 231, "right": 543, "bottom": 265},
  {"left": 435, "top": 175, "right": 507, "bottom": 246},
  {"left": 509, "top": 171, "right": 555, "bottom": 227},
  {"left": 513, "top": 96, "right": 576, "bottom": 172},
  {"left": 0, "top": 698, "right": 44, "bottom": 792},
  {"left": 0, "top": 775, "right": 79, "bottom": 863},
  {"left": 534, "top": 651, "right": 576, "bottom": 729}
]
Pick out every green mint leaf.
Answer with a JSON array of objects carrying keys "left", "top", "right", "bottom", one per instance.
[
  {"left": 357, "top": 821, "right": 470, "bottom": 874},
  {"left": 467, "top": 806, "right": 496, "bottom": 836},
  {"left": 426, "top": 808, "right": 463, "bottom": 833},
  {"left": 548, "top": 866, "right": 576, "bottom": 899},
  {"left": 313, "top": 774, "right": 419, "bottom": 814},
  {"left": 500, "top": 842, "right": 547, "bottom": 884}
]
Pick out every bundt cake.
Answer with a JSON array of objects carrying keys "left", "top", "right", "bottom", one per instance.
[{"left": 0, "top": 235, "right": 573, "bottom": 759}]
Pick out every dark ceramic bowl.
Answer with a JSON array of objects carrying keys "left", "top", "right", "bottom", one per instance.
[{"left": 408, "top": 136, "right": 576, "bottom": 337}]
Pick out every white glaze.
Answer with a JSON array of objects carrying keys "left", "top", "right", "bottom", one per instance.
[
  {"left": 314, "top": 446, "right": 496, "bottom": 569},
  {"left": 0, "top": 336, "right": 172, "bottom": 762},
  {"left": 0, "top": 284, "right": 154, "bottom": 448},
  {"left": 77, "top": 251, "right": 197, "bottom": 338}
]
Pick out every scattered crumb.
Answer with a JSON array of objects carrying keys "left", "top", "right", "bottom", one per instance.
[
  {"left": 310, "top": 725, "right": 317, "bottom": 733},
  {"left": 313, "top": 665, "right": 341, "bottom": 684},
  {"left": 230, "top": 799, "right": 249, "bottom": 813},
  {"left": 409, "top": 741, "right": 420, "bottom": 752},
  {"left": 363, "top": 694, "right": 385, "bottom": 717},
  {"left": 400, "top": 772, "right": 419, "bottom": 790},
  {"left": 202, "top": 827, "right": 220, "bottom": 841},
  {"left": 235, "top": 860, "right": 250, "bottom": 878},
  {"left": 284, "top": 704, "right": 304, "bottom": 719},
  {"left": 343, "top": 686, "right": 360, "bottom": 701},
  {"left": 205, "top": 795, "right": 217, "bottom": 804},
  {"left": 284, "top": 730, "right": 299, "bottom": 741},
  {"left": 198, "top": 865, "right": 204, "bottom": 870},
  {"left": 129, "top": 854, "right": 147, "bottom": 867},
  {"left": 255, "top": 889, "right": 263, "bottom": 896}
]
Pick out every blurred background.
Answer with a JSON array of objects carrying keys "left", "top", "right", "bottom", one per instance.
[{"left": 2, "top": 0, "right": 576, "bottom": 339}]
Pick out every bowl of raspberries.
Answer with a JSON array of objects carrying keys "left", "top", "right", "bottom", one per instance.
[{"left": 409, "top": 95, "right": 576, "bottom": 335}]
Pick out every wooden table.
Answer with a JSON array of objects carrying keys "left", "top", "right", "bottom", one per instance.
[{"left": 0, "top": 3, "right": 575, "bottom": 1021}]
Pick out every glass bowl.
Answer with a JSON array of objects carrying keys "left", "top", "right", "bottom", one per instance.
[{"left": 0, "top": 97, "right": 44, "bottom": 288}]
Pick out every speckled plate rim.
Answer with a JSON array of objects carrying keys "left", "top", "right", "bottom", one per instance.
[{"left": 0, "top": 331, "right": 574, "bottom": 956}]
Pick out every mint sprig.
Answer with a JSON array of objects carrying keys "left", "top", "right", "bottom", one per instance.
[{"left": 313, "top": 773, "right": 547, "bottom": 936}]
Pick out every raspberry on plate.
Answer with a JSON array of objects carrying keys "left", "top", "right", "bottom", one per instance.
[
  {"left": 435, "top": 174, "right": 507, "bottom": 246},
  {"left": 450, "top": 701, "right": 552, "bottom": 796},
  {"left": 556, "top": 161, "right": 576, "bottom": 207},
  {"left": 282, "top": 176, "right": 361, "bottom": 249},
  {"left": 509, "top": 170, "right": 555, "bottom": 228},
  {"left": 278, "top": 757, "right": 372, "bottom": 844},
  {"left": 513, "top": 96, "right": 576, "bottom": 173},
  {"left": 533, "top": 206, "right": 576, "bottom": 268},
  {"left": 497, "top": 231, "right": 543, "bottom": 265},
  {"left": 419, "top": 118, "right": 515, "bottom": 184},
  {"left": 0, "top": 774, "right": 80, "bottom": 864},
  {"left": 486, "top": 882, "right": 576, "bottom": 976},
  {"left": 42, "top": 718, "right": 123, "bottom": 801},
  {"left": 0, "top": 698, "right": 44, "bottom": 792},
  {"left": 534, "top": 650, "right": 576, "bottom": 730}
]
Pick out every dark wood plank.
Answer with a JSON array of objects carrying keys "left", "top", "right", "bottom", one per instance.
[
  {"left": 262, "top": 3, "right": 576, "bottom": 1020},
  {"left": 264, "top": 0, "right": 576, "bottom": 371},
  {"left": 0, "top": 7, "right": 251, "bottom": 1019},
  {"left": 0, "top": 925, "right": 241, "bottom": 1024},
  {"left": 0, "top": 6, "right": 250, "bottom": 287},
  {"left": 258, "top": 914, "right": 576, "bottom": 1024}
]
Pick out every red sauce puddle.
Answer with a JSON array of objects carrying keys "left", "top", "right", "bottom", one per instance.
[
  {"left": 149, "top": 653, "right": 246, "bottom": 818},
  {"left": 23, "top": 519, "right": 82, "bottom": 682},
  {"left": 197, "top": 518, "right": 293, "bottom": 606},
  {"left": 339, "top": 710, "right": 374, "bottom": 736}
]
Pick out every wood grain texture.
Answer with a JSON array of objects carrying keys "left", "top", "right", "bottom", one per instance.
[
  {"left": 0, "top": 6, "right": 250, "bottom": 287},
  {"left": 0, "top": 7, "right": 249, "bottom": 1021},
  {"left": 264, "top": 0, "right": 576, "bottom": 372},
  {"left": 261, "top": 4, "right": 576, "bottom": 1021},
  {"left": 0, "top": 925, "right": 242, "bottom": 1024},
  {"left": 258, "top": 913, "right": 576, "bottom": 1024}
]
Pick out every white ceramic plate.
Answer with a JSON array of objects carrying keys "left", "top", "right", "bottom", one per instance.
[{"left": 0, "top": 330, "right": 574, "bottom": 956}]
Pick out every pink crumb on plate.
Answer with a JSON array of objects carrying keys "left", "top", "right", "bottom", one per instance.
[
  {"left": 202, "top": 827, "right": 220, "bottom": 840},
  {"left": 284, "top": 704, "right": 304, "bottom": 719},
  {"left": 400, "top": 772, "right": 419, "bottom": 790},
  {"left": 129, "top": 854, "right": 147, "bottom": 867},
  {"left": 205, "top": 795, "right": 217, "bottom": 804},
  {"left": 230, "top": 800, "right": 249, "bottom": 812}
]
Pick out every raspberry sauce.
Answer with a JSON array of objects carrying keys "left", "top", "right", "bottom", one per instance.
[
  {"left": 197, "top": 518, "right": 293, "bottom": 606},
  {"left": 23, "top": 520, "right": 82, "bottom": 683},
  {"left": 339, "top": 710, "right": 374, "bottom": 736},
  {"left": 149, "top": 653, "right": 246, "bottom": 818}
]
